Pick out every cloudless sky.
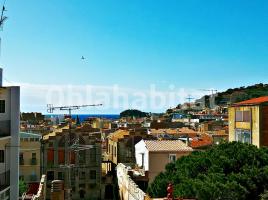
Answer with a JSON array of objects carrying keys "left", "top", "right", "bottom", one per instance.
[{"left": 1, "top": 0, "right": 268, "bottom": 112}]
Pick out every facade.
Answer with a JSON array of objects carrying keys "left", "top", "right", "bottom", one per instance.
[
  {"left": 91, "top": 118, "right": 112, "bottom": 130},
  {"left": 0, "top": 68, "right": 20, "bottom": 200},
  {"left": 20, "top": 132, "right": 41, "bottom": 184},
  {"left": 135, "top": 140, "right": 192, "bottom": 183},
  {"left": 43, "top": 124, "right": 102, "bottom": 200},
  {"left": 106, "top": 129, "right": 156, "bottom": 166},
  {"left": 229, "top": 96, "right": 268, "bottom": 147}
]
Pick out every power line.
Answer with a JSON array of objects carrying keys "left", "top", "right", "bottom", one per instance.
[{"left": 45, "top": 103, "right": 103, "bottom": 199}]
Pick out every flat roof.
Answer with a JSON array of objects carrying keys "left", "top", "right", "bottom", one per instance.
[{"left": 20, "top": 132, "right": 41, "bottom": 139}]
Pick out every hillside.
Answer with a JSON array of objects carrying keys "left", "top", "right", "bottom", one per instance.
[
  {"left": 215, "top": 83, "right": 268, "bottom": 105},
  {"left": 120, "top": 109, "right": 149, "bottom": 118}
]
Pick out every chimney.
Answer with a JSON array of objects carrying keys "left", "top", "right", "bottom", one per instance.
[{"left": 0, "top": 68, "right": 2, "bottom": 87}]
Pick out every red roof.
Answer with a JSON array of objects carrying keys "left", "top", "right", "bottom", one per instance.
[
  {"left": 233, "top": 96, "right": 268, "bottom": 106},
  {"left": 190, "top": 134, "right": 213, "bottom": 149}
]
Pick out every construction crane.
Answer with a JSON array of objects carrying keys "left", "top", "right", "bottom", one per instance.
[
  {"left": 46, "top": 103, "right": 102, "bottom": 200},
  {"left": 47, "top": 103, "right": 103, "bottom": 115},
  {"left": 200, "top": 89, "right": 218, "bottom": 96}
]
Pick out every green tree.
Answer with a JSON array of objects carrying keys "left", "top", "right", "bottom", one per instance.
[
  {"left": 147, "top": 142, "right": 268, "bottom": 200},
  {"left": 19, "top": 179, "right": 27, "bottom": 196}
]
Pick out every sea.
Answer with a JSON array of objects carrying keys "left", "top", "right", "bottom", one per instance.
[{"left": 45, "top": 114, "right": 120, "bottom": 122}]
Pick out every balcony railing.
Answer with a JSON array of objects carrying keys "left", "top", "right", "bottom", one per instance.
[
  {"left": 20, "top": 158, "right": 24, "bottom": 165},
  {"left": 30, "top": 174, "right": 37, "bottom": 182},
  {"left": 31, "top": 158, "right": 37, "bottom": 165},
  {"left": 0, "top": 120, "right": 10, "bottom": 138},
  {"left": 0, "top": 171, "right": 10, "bottom": 189}
]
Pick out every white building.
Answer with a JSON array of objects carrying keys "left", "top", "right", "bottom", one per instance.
[
  {"left": 135, "top": 140, "right": 193, "bottom": 183},
  {"left": 0, "top": 68, "right": 20, "bottom": 199}
]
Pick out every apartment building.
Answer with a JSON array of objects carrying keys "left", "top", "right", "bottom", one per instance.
[
  {"left": 106, "top": 129, "right": 156, "bottom": 166},
  {"left": 42, "top": 124, "right": 102, "bottom": 200},
  {"left": 135, "top": 140, "right": 192, "bottom": 184},
  {"left": 229, "top": 96, "right": 268, "bottom": 147},
  {"left": 20, "top": 132, "right": 41, "bottom": 184},
  {"left": 0, "top": 68, "right": 20, "bottom": 200}
]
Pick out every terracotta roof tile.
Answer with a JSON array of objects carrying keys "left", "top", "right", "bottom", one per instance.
[
  {"left": 233, "top": 96, "right": 268, "bottom": 106},
  {"left": 144, "top": 140, "right": 193, "bottom": 152},
  {"left": 108, "top": 130, "right": 129, "bottom": 141},
  {"left": 190, "top": 134, "right": 213, "bottom": 149}
]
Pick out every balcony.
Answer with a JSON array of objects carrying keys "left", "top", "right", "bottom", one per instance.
[
  {"left": 0, "top": 171, "right": 10, "bottom": 190},
  {"left": 20, "top": 158, "right": 24, "bottom": 165},
  {"left": 30, "top": 174, "right": 37, "bottom": 182},
  {"left": 0, "top": 120, "right": 10, "bottom": 137},
  {"left": 31, "top": 158, "right": 37, "bottom": 165}
]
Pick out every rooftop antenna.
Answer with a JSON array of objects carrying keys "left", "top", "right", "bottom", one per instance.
[
  {"left": 46, "top": 103, "right": 102, "bottom": 200},
  {"left": 0, "top": 0, "right": 7, "bottom": 28},
  {"left": 0, "top": 0, "right": 7, "bottom": 58}
]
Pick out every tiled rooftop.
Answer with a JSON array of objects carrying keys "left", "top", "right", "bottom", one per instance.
[
  {"left": 108, "top": 130, "right": 130, "bottom": 141},
  {"left": 144, "top": 140, "right": 193, "bottom": 152},
  {"left": 190, "top": 134, "right": 213, "bottom": 149},
  {"left": 233, "top": 96, "right": 268, "bottom": 106}
]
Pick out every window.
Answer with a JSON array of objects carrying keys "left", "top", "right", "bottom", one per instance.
[
  {"left": 49, "top": 142, "right": 53, "bottom": 147},
  {"left": 47, "top": 148, "right": 54, "bottom": 166},
  {"left": 235, "top": 129, "right": 251, "bottom": 144},
  {"left": 58, "top": 149, "right": 65, "bottom": 165},
  {"left": 58, "top": 172, "right": 64, "bottom": 180},
  {"left": 0, "top": 100, "right": 5, "bottom": 113},
  {"left": 47, "top": 171, "right": 54, "bottom": 181},
  {"left": 243, "top": 111, "right": 251, "bottom": 122},
  {"left": 0, "top": 150, "right": 4, "bottom": 163},
  {"left": 89, "top": 170, "right": 96, "bottom": 180},
  {"left": 79, "top": 151, "right": 86, "bottom": 164},
  {"left": 114, "top": 147, "right": 116, "bottom": 157},
  {"left": 32, "top": 153, "right": 36, "bottom": 159},
  {"left": 20, "top": 153, "right": 24, "bottom": 165},
  {"left": 79, "top": 171, "right": 86, "bottom": 180},
  {"left": 169, "top": 154, "right": 176, "bottom": 163},
  {"left": 30, "top": 173, "right": 37, "bottom": 181},
  {"left": 235, "top": 110, "right": 251, "bottom": 122},
  {"left": 141, "top": 153, "right": 144, "bottom": 168},
  {"left": 90, "top": 148, "right": 96, "bottom": 162}
]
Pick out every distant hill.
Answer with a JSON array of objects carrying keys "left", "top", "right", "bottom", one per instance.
[
  {"left": 215, "top": 83, "right": 268, "bottom": 105},
  {"left": 120, "top": 109, "right": 149, "bottom": 118}
]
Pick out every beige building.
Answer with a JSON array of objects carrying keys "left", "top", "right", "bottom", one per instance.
[
  {"left": 43, "top": 124, "right": 102, "bottom": 200},
  {"left": 91, "top": 118, "right": 112, "bottom": 130},
  {"left": 135, "top": 140, "right": 193, "bottom": 184},
  {"left": 19, "top": 132, "right": 41, "bottom": 183},
  {"left": 105, "top": 129, "right": 156, "bottom": 168},
  {"left": 229, "top": 96, "right": 268, "bottom": 147}
]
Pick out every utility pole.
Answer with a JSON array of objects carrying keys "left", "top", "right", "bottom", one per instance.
[
  {"left": 47, "top": 103, "right": 102, "bottom": 200},
  {"left": 185, "top": 95, "right": 194, "bottom": 110}
]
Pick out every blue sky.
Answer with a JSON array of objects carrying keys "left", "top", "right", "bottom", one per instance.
[{"left": 1, "top": 0, "right": 268, "bottom": 113}]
